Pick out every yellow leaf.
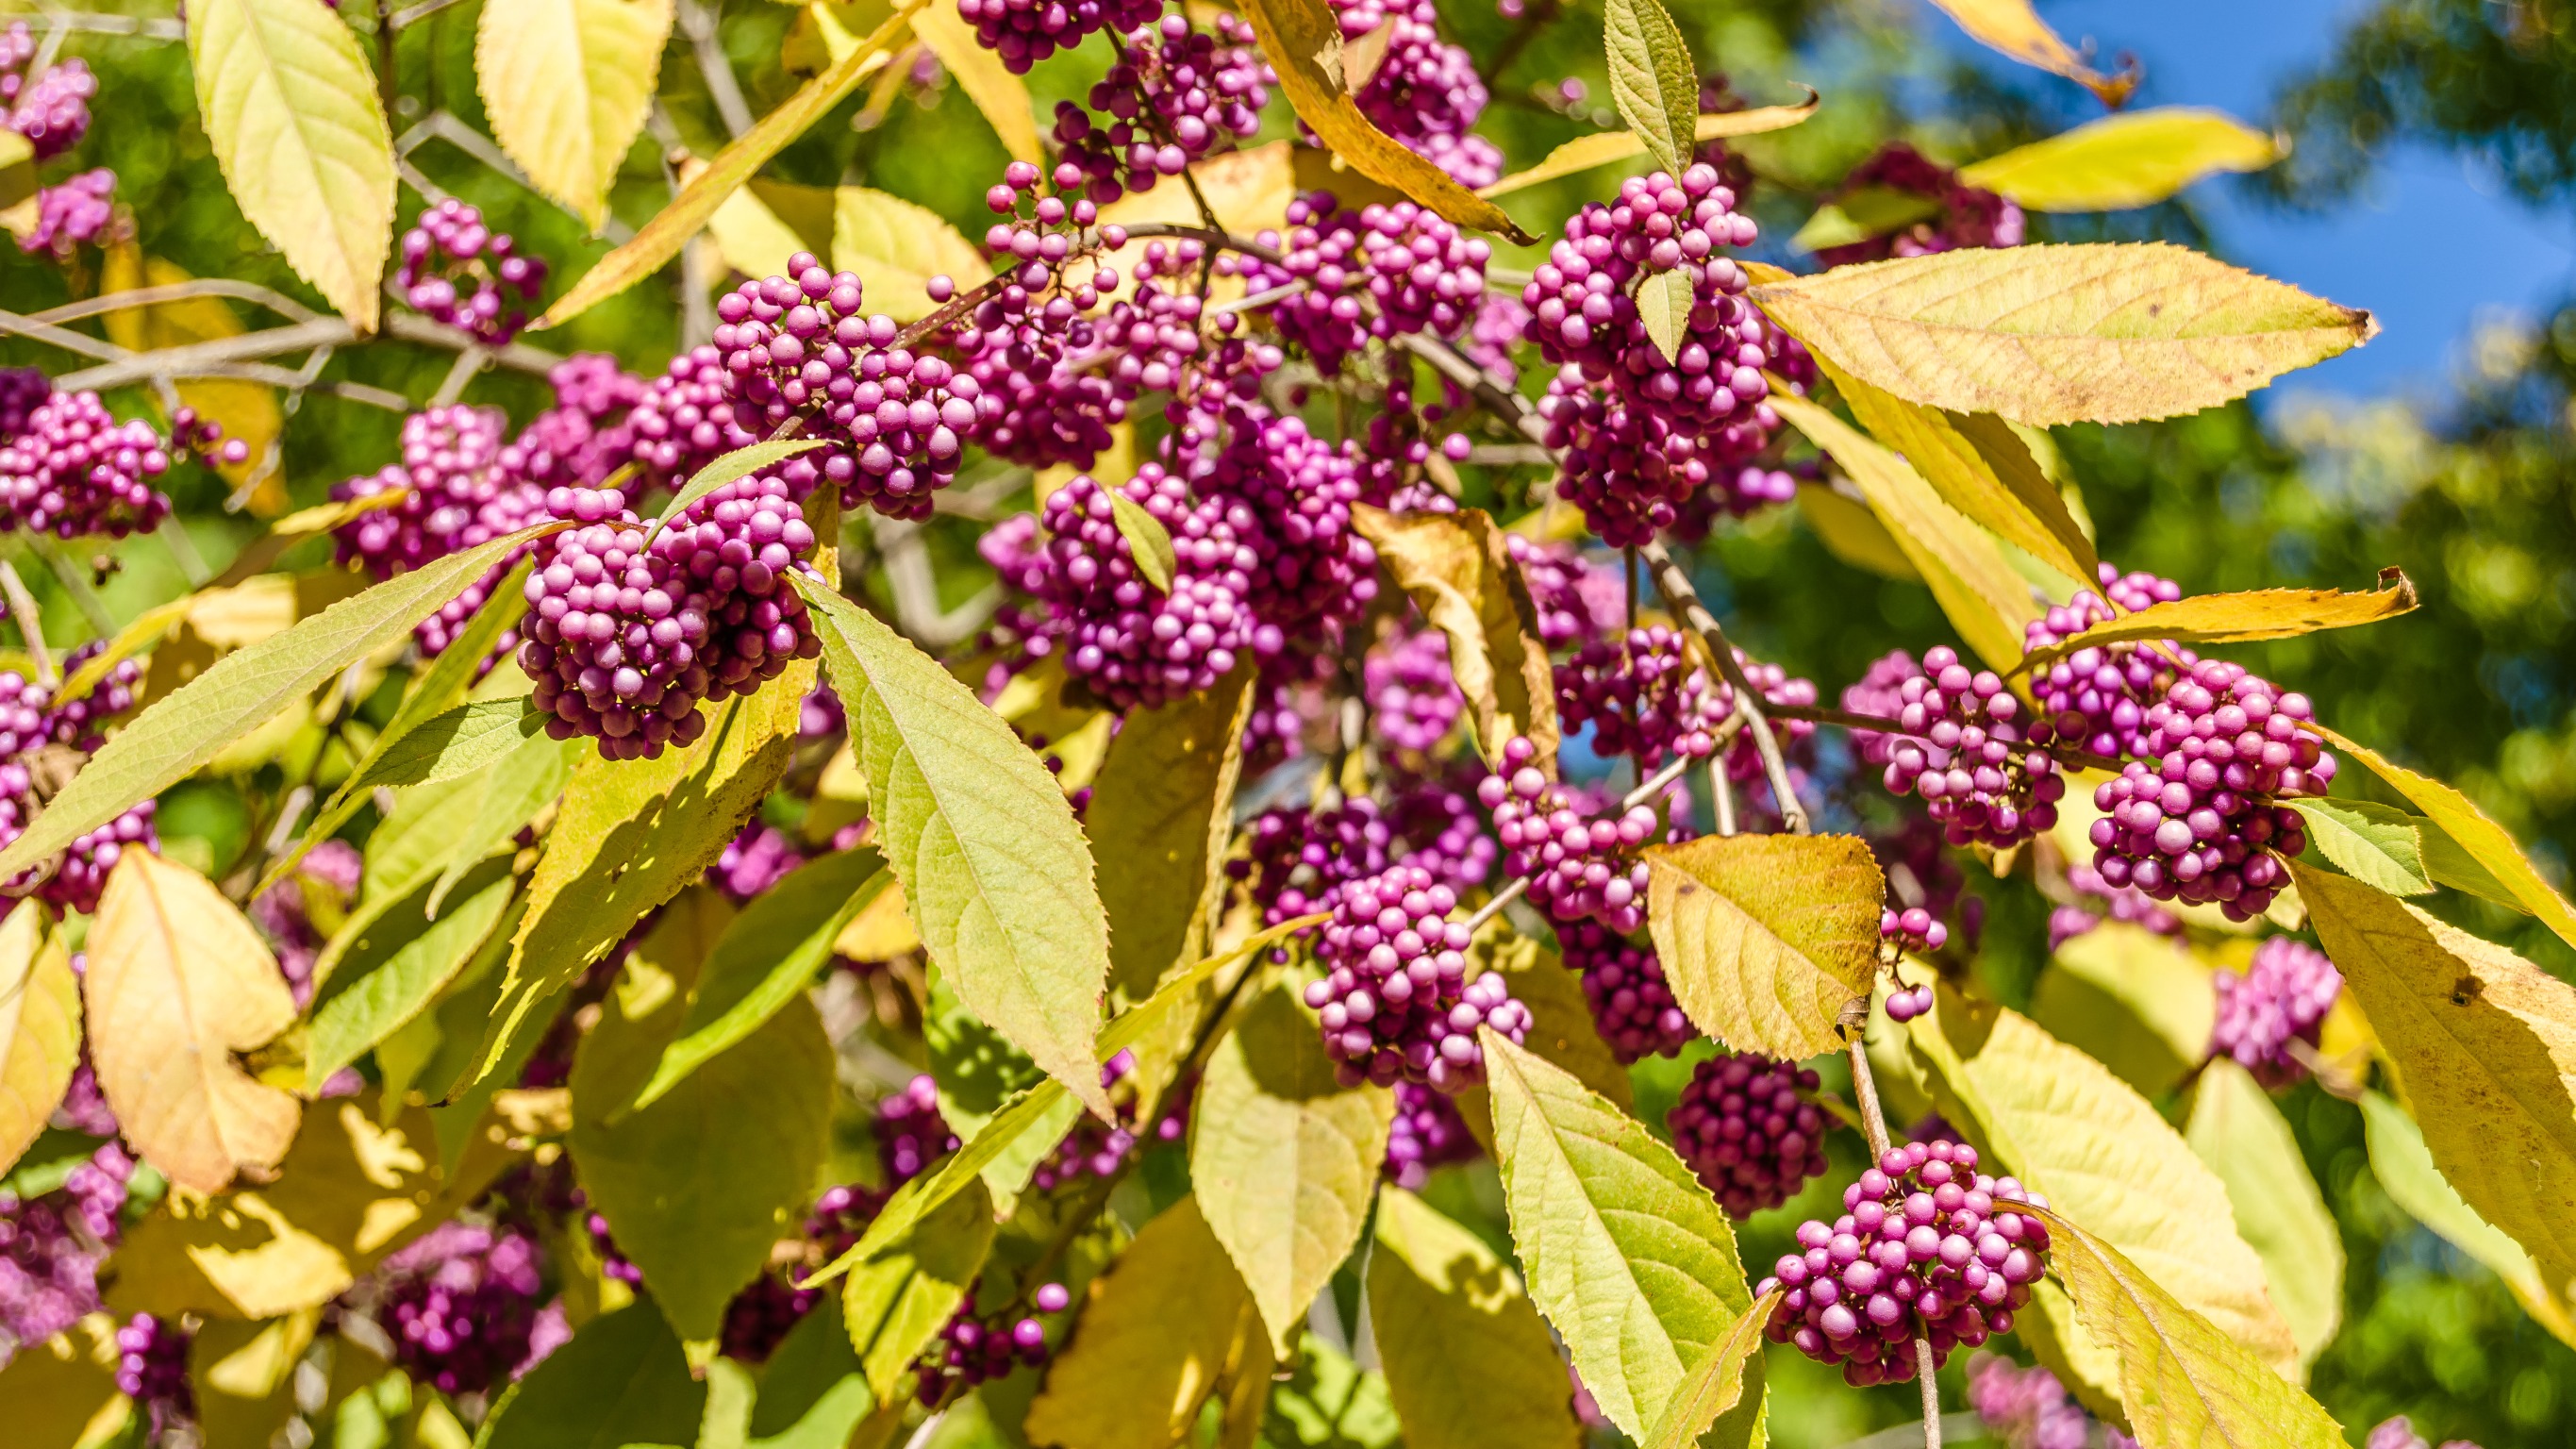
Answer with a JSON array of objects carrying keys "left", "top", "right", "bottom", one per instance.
[
  {"left": 1768, "top": 388, "right": 2038, "bottom": 669},
  {"left": 100, "top": 249, "right": 282, "bottom": 499},
  {"left": 1097, "top": 142, "right": 1297, "bottom": 302},
  {"left": 2186, "top": 1058, "right": 2345, "bottom": 1373},
  {"left": 1960, "top": 108, "right": 2282, "bottom": 213},
  {"left": 2360, "top": 1089, "right": 2576, "bottom": 1350},
  {"left": 0, "top": 1315, "right": 132, "bottom": 1449},
  {"left": 1354, "top": 505, "right": 1558, "bottom": 767},
  {"left": 2029, "top": 923, "right": 2213, "bottom": 1097},
  {"left": 0, "top": 908, "right": 78, "bottom": 1176},
  {"left": 832, "top": 186, "right": 995, "bottom": 322},
  {"left": 835, "top": 876, "right": 922, "bottom": 961},
  {"left": 2037, "top": 1205, "right": 2349, "bottom": 1448},
  {"left": 706, "top": 177, "right": 834, "bottom": 282},
  {"left": 1752, "top": 243, "right": 2376, "bottom": 426},
  {"left": 1089, "top": 674, "right": 1255, "bottom": 999},
  {"left": 1642, "top": 833, "right": 1882, "bottom": 1063},
  {"left": 907, "top": 0, "right": 1041, "bottom": 162},
  {"left": 1467, "top": 925, "right": 1629, "bottom": 1110},
  {"left": 187, "top": 0, "right": 395, "bottom": 330},
  {"left": 1640, "top": 1287, "right": 1777, "bottom": 1449},
  {"left": 1477, "top": 101, "right": 1819, "bottom": 200},
  {"left": 1234, "top": 0, "right": 1535, "bottom": 243},
  {"left": 2296, "top": 867, "right": 2576, "bottom": 1310},
  {"left": 1796, "top": 480, "right": 1920, "bottom": 580},
  {"left": 537, "top": 0, "right": 922, "bottom": 329},
  {"left": 1368, "top": 1187, "right": 1583, "bottom": 1449},
  {"left": 88, "top": 853, "right": 299, "bottom": 1195},
  {"left": 2317, "top": 726, "right": 2576, "bottom": 956},
  {"left": 191, "top": 1308, "right": 320, "bottom": 1449},
  {"left": 1920, "top": 0, "right": 2135, "bottom": 107},
  {"left": 1903, "top": 992, "right": 2302, "bottom": 1373},
  {"left": 2016, "top": 572, "right": 2418, "bottom": 674},
  {"left": 477, "top": 0, "right": 674, "bottom": 230},
  {"left": 1024, "top": 1197, "right": 1262, "bottom": 1449},
  {"left": 1832, "top": 364, "right": 2098, "bottom": 584}
]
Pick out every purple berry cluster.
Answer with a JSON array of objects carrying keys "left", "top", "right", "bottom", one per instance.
[
  {"left": 1383, "top": 1080, "right": 1479, "bottom": 1189},
  {"left": 877, "top": 1074, "right": 960, "bottom": 1188},
  {"left": 1478, "top": 736, "right": 1654, "bottom": 932},
  {"left": 0, "top": 388, "right": 176, "bottom": 538},
  {"left": 1669, "top": 1052, "right": 1829, "bottom": 1217},
  {"left": 0, "top": 25, "right": 93, "bottom": 158},
  {"left": 625, "top": 345, "right": 764, "bottom": 487},
  {"left": 1965, "top": 1354, "right": 2128, "bottom": 1449},
  {"left": 1170, "top": 399, "right": 1376, "bottom": 653},
  {"left": 22, "top": 168, "right": 115, "bottom": 256},
  {"left": 1234, "top": 798, "right": 1392, "bottom": 927},
  {"left": 397, "top": 200, "right": 547, "bottom": 345},
  {"left": 0, "top": 1142, "right": 133, "bottom": 1352},
  {"left": 1845, "top": 647, "right": 2064, "bottom": 849},
  {"left": 1365, "top": 625, "right": 1463, "bottom": 755},
  {"left": 1230, "top": 192, "right": 1489, "bottom": 374},
  {"left": 916, "top": 1281, "right": 1072, "bottom": 1405},
  {"left": 1325, "top": 0, "right": 1502, "bottom": 188},
  {"left": 2047, "top": 859, "right": 2182, "bottom": 949},
  {"left": 0, "top": 655, "right": 156, "bottom": 914},
  {"left": 2210, "top": 936, "right": 2342, "bottom": 1086},
  {"left": 1811, "top": 143, "right": 2025, "bottom": 269},
  {"left": 2022, "top": 564, "right": 2189, "bottom": 759},
  {"left": 1388, "top": 776, "right": 1498, "bottom": 896},
  {"left": 1880, "top": 907, "right": 1948, "bottom": 958},
  {"left": 332, "top": 403, "right": 516, "bottom": 575},
  {"left": 369, "top": 1221, "right": 545, "bottom": 1395},
  {"left": 520, "top": 476, "right": 823, "bottom": 759},
  {"left": 249, "top": 839, "right": 363, "bottom": 1008},
  {"left": 956, "top": 0, "right": 1159, "bottom": 73},
  {"left": 116, "top": 1313, "right": 193, "bottom": 1432},
  {"left": 1303, "top": 863, "right": 1531, "bottom": 1091},
  {"left": 1558, "top": 625, "right": 1805, "bottom": 771},
  {"left": 1028, "top": 1050, "right": 1188, "bottom": 1192},
  {"left": 1504, "top": 533, "right": 1612, "bottom": 650},
  {"left": 712, "top": 822, "right": 805, "bottom": 903},
  {"left": 1560, "top": 923, "right": 1691, "bottom": 1062},
  {"left": 1052, "top": 14, "right": 1271, "bottom": 205},
  {"left": 1757, "top": 1140, "right": 2050, "bottom": 1386},
  {"left": 2087, "top": 658, "right": 2332, "bottom": 920}
]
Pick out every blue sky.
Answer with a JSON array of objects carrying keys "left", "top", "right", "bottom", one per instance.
[{"left": 1924, "top": 0, "right": 2576, "bottom": 398}]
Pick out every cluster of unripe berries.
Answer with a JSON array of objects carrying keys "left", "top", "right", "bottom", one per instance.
[
  {"left": 2210, "top": 936, "right": 2343, "bottom": 1086},
  {"left": 1758, "top": 1140, "right": 2050, "bottom": 1386},
  {"left": 1668, "top": 1053, "right": 1830, "bottom": 1217},
  {"left": 1479, "top": 735, "right": 1654, "bottom": 933},
  {"left": 1304, "top": 863, "right": 1531, "bottom": 1090},
  {"left": 1846, "top": 647, "right": 2064, "bottom": 849},
  {"left": 1560, "top": 923, "right": 1691, "bottom": 1062},
  {"left": 397, "top": 199, "right": 546, "bottom": 345}
]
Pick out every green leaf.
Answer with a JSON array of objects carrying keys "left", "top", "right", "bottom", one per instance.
[
  {"left": 1635, "top": 269, "right": 1693, "bottom": 369},
  {"left": 2185, "top": 1058, "right": 2345, "bottom": 1372},
  {"left": 2318, "top": 726, "right": 2576, "bottom": 954},
  {"left": 1022, "top": 1197, "right": 1260, "bottom": 1449},
  {"left": 1787, "top": 187, "right": 1945, "bottom": 254},
  {"left": 1642, "top": 833, "right": 1882, "bottom": 1063},
  {"left": 843, "top": 1174, "right": 996, "bottom": 1401},
  {"left": 832, "top": 185, "right": 1002, "bottom": 322},
  {"left": 1193, "top": 982, "right": 1394, "bottom": 1357},
  {"left": 0, "top": 1314, "right": 130, "bottom": 1449},
  {"left": 2029, "top": 923, "right": 2214, "bottom": 1097},
  {"left": 304, "top": 858, "right": 519, "bottom": 1090},
  {"left": 1481, "top": 1034, "right": 1752, "bottom": 1441},
  {"left": 187, "top": 0, "right": 395, "bottom": 328},
  {"left": 647, "top": 440, "right": 830, "bottom": 545},
  {"left": 475, "top": 0, "right": 673, "bottom": 230},
  {"left": 476, "top": 1302, "right": 709, "bottom": 1449},
  {"left": 343, "top": 699, "right": 545, "bottom": 794},
  {"left": 1641, "top": 1290, "right": 1775, "bottom": 1449},
  {"left": 1957, "top": 108, "right": 2281, "bottom": 213},
  {"left": 2012, "top": 573, "right": 2419, "bottom": 674},
  {"left": 536, "top": 0, "right": 925, "bottom": 328},
  {"left": 365, "top": 774, "right": 497, "bottom": 905},
  {"left": 0, "top": 526, "right": 560, "bottom": 886},
  {"left": 2295, "top": 866, "right": 2576, "bottom": 1320},
  {"left": 1089, "top": 675, "right": 1255, "bottom": 999},
  {"left": 1467, "top": 927, "right": 1630, "bottom": 1110},
  {"left": 0, "top": 911, "right": 76, "bottom": 1178},
  {"left": 1749, "top": 242, "right": 2376, "bottom": 427},
  {"left": 1599, "top": 0, "right": 1698, "bottom": 177},
  {"left": 1368, "top": 1187, "right": 1583, "bottom": 1449},
  {"left": 1354, "top": 506, "right": 1558, "bottom": 768},
  {"left": 570, "top": 952, "right": 835, "bottom": 1341},
  {"left": 631, "top": 847, "right": 892, "bottom": 1110},
  {"left": 426, "top": 734, "right": 581, "bottom": 919},
  {"left": 749, "top": 1293, "right": 880, "bottom": 1447},
  {"left": 2035, "top": 1205, "right": 2347, "bottom": 1449},
  {"left": 1830, "top": 365, "right": 2099, "bottom": 583},
  {"left": 1106, "top": 491, "right": 1180, "bottom": 594},
  {"left": 2290, "top": 797, "right": 2433, "bottom": 896},
  {"left": 1900, "top": 991, "right": 2302, "bottom": 1371},
  {"left": 1267, "top": 1337, "right": 1401, "bottom": 1449},
  {"left": 1233, "top": 0, "right": 1535, "bottom": 243},
  {"left": 2359, "top": 1090, "right": 2576, "bottom": 1348},
  {"left": 791, "top": 572, "right": 1113, "bottom": 1118},
  {"left": 927, "top": 969, "right": 1049, "bottom": 1142}
]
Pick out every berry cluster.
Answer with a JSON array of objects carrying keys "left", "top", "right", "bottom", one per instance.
[
  {"left": 956, "top": 0, "right": 1159, "bottom": 73},
  {"left": 1231, "top": 193, "right": 1490, "bottom": 374},
  {"left": 2209, "top": 936, "right": 2343, "bottom": 1086},
  {"left": 1171, "top": 400, "right": 1376, "bottom": 653},
  {"left": 1758, "top": 1141, "right": 2049, "bottom": 1386},
  {"left": 2046, "top": 859, "right": 2181, "bottom": 949},
  {"left": 1478, "top": 736, "right": 1654, "bottom": 932},
  {"left": 1879, "top": 907, "right": 1948, "bottom": 957},
  {"left": 369, "top": 1222, "right": 546, "bottom": 1395},
  {"left": 1326, "top": 0, "right": 1502, "bottom": 188},
  {"left": 2087, "top": 659, "right": 2331, "bottom": 920},
  {"left": 22, "top": 168, "right": 115, "bottom": 256},
  {"left": 1965, "top": 1354, "right": 2121, "bottom": 1449},
  {"left": 1811, "top": 143, "right": 2025, "bottom": 269},
  {"left": 1557, "top": 625, "right": 1728, "bottom": 765},
  {"left": 877, "top": 1074, "right": 960, "bottom": 1188},
  {"left": 1383, "top": 1080, "right": 1479, "bottom": 1189},
  {"left": 249, "top": 839, "right": 363, "bottom": 1008},
  {"left": 2021, "top": 564, "right": 2189, "bottom": 760},
  {"left": 0, "top": 1142, "right": 133, "bottom": 1351},
  {"left": 0, "top": 387, "right": 178, "bottom": 537},
  {"left": 1303, "top": 863, "right": 1531, "bottom": 1090},
  {"left": 520, "top": 476, "right": 823, "bottom": 759},
  {"left": 1053, "top": 14, "right": 1271, "bottom": 205},
  {"left": 1669, "top": 1053, "right": 1829, "bottom": 1217},
  {"left": 1504, "top": 533, "right": 1611, "bottom": 650},
  {"left": 1846, "top": 647, "right": 2064, "bottom": 849},
  {"left": 1365, "top": 625, "right": 1463, "bottom": 754},
  {"left": 1028, "top": 1050, "right": 1189, "bottom": 1192},
  {"left": 916, "top": 1281, "right": 1072, "bottom": 1405},
  {"left": 712, "top": 822, "right": 806, "bottom": 903},
  {"left": 1388, "top": 776, "right": 1498, "bottom": 895},
  {"left": 1561, "top": 923, "right": 1691, "bottom": 1062},
  {"left": 332, "top": 403, "right": 517, "bottom": 576},
  {"left": 955, "top": 260, "right": 1134, "bottom": 472},
  {"left": 0, "top": 654, "right": 157, "bottom": 914},
  {"left": 1234, "top": 798, "right": 1392, "bottom": 927},
  {"left": 625, "top": 345, "right": 764, "bottom": 487},
  {"left": 0, "top": 25, "right": 92, "bottom": 158},
  {"left": 397, "top": 200, "right": 547, "bottom": 345},
  {"left": 116, "top": 1313, "right": 193, "bottom": 1431}
]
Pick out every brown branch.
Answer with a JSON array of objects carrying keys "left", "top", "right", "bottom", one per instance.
[{"left": 1637, "top": 540, "right": 1808, "bottom": 834}]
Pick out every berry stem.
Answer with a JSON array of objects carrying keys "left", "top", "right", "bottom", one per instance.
[
  {"left": 0, "top": 560, "right": 57, "bottom": 686},
  {"left": 1637, "top": 540, "right": 1808, "bottom": 834},
  {"left": 1710, "top": 756, "right": 1736, "bottom": 837}
]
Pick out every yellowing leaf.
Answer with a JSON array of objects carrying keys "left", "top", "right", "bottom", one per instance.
[
  {"left": 2296, "top": 867, "right": 2576, "bottom": 1312},
  {"left": 537, "top": 0, "right": 922, "bottom": 328},
  {"left": 1829, "top": 364, "right": 2098, "bottom": 582},
  {"left": 476, "top": 0, "right": 673, "bottom": 229},
  {"left": 2360, "top": 1090, "right": 2576, "bottom": 1349},
  {"left": 0, "top": 1314, "right": 131, "bottom": 1449},
  {"left": 1467, "top": 926, "right": 1629, "bottom": 1110},
  {"left": 1643, "top": 833, "right": 1881, "bottom": 1062},
  {"left": 187, "top": 0, "right": 395, "bottom": 329},
  {"left": 0, "top": 909, "right": 77, "bottom": 1176},
  {"left": 907, "top": 0, "right": 1041, "bottom": 162},
  {"left": 1099, "top": 143, "right": 1297, "bottom": 300},
  {"left": 1193, "top": 982, "right": 1394, "bottom": 1357},
  {"left": 1477, "top": 103, "right": 1818, "bottom": 200},
  {"left": 706, "top": 176, "right": 832, "bottom": 282},
  {"left": 100, "top": 250, "right": 280, "bottom": 497},
  {"left": 2318, "top": 726, "right": 2576, "bottom": 954},
  {"left": 1767, "top": 389, "right": 2037, "bottom": 669},
  {"left": 1600, "top": 0, "right": 1697, "bottom": 178},
  {"left": 1788, "top": 187, "right": 1945, "bottom": 255},
  {"left": 1960, "top": 108, "right": 2282, "bottom": 213},
  {"left": 1024, "top": 1197, "right": 1260, "bottom": 1449},
  {"left": 1921, "top": 0, "right": 2135, "bottom": 107},
  {"left": 1089, "top": 675, "right": 1255, "bottom": 999},
  {"left": 1106, "top": 491, "right": 1180, "bottom": 594},
  {"left": 1368, "top": 1187, "right": 1583, "bottom": 1449},
  {"left": 1234, "top": 0, "right": 1534, "bottom": 243},
  {"left": 2290, "top": 796, "right": 2434, "bottom": 897},
  {"left": 1797, "top": 480, "right": 1920, "bottom": 580},
  {"left": 831, "top": 186, "right": 994, "bottom": 321},
  {"left": 1355, "top": 505, "right": 1558, "bottom": 768},
  {"left": 88, "top": 854, "right": 299, "bottom": 1195},
  {"left": 2038, "top": 1206, "right": 2348, "bottom": 1449},
  {"left": 1481, "top": 1035, "right": 1753, "bottom": 1442},
  {"left": 2016, "top": 573, "right": 2418, "bottom": 673},
  {"left": 2186, "top": 1058, "right": 2344, "bottom": 1372},
  {"left": 1752, "top": 243, "right": 2376, "bottom": 426},
  {"left": 1636, "top": 268, "right": 1693, "bottom": 367},
  {"left": 842, "top": 1174, "right": 995, "bottom": 1401},
  {"left": 2029, "top": 923, "right": 2213, "bottom": 1097}
]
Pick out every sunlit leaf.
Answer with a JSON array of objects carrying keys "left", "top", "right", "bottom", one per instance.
[
  {"left": 1466, "top": 926, "right": 1629, "bottom": 1110},
  {"left": 1355, "top": 505, "right": 1558, "bottom": 768},
  {"left": 343, "top": 699, "right": 545, "bottom": 794},
  {"left": 1959, "top": 108, "right": 2281, "bottom": 213},
  {"left": 100, "top": 249, "right": 281, "bottom": 496},
  {"left": 1023, "top": 1197, "right": 1259, "bottom": 1449},
  {"left": 2014, "top": 573, "right": 2418, "bottom": 674},
  {"left": 2029, "top": 923, "right": 2213, "bottom": 1097},
  {"left": 478, "top": 1302, "right": 709, "bottom": 1449},
  {"left": 426, "top": 733, "right": 580, "bottom": 918},
  {"left": 748, "top": 1293, "right": 879, "bottom": 1446},
  {"left": 187, "top": 0, "right": 395, "bottom": 328},
  {"left": 1751, "top": 243, "right": 2377, "bottom": 426},
  {"left": 842, "top": 1174, "right": 995, "bottom": 1400},
  {"left": 1635, "top": 268, "right": 1693, "bottom": 368},
  {"left": 2291, "top": 797, "right": 2434, "bottom": 897},
  {"left": 1643, "top": 833, "right": 1881, "bottom": 1062},
  {"left": 1600, "top": 0, "right": 1697, "bottom": 176},
  {"left": 191, "top": 1308, "right": 319, "bottom": 1449},
  {"left": 1369, "top": 1187, "right": 1582, "bottom": 1449},
  {"left": 647, "top": 439, "right": 830, "bottom": 543},
  {"left": 831, "top": 186, "right": 997, "bottom": 322},
  {"left": 2360, "top": 1090, "right": 2576, "bottom": 1349},
  {"left": 1830, "top": 364, "right": 2098, "bottom": 582},
  {"left": 1796, "top": 480, "right": 1920, "bottom": 580},
  {"left": 1920, "top": 0, "right": 2135, "bottom": 106},
  {"left": 1787, "top": 187, "right": 1945, "bottom": 255},
  {"left": 1640, "top": 1287, "right": 1776, "bottom": 1449},
  {"left": 1089, "top": 675, "right": 1255, "bottom": 999},
  {"left": 907, "top": 0, "right": 1041, "bottom": 162},
  {"left": 476, "top": 0, "right": 673, "bottom": 229},
  {"left": 0, "top": 909, "right": 77, "bottom": 1177},
  {"left": 2317, "top": 726, "right": 2576, "bottom": 953},
  {"left": 305, "top": 858, "right": 518, "bottom": 1089},
  {"left": 2185, "top": 1058, "right": 2344, "bottom": 1372},
  {"left": 1475, "top": 102, "right": 1818, "bottom": 200}
]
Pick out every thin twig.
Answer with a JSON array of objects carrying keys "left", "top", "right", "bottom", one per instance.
[
  {"left": 389, "top": 0, "right": 475, "bottom": 28},
  {"left": 22, "top": 535, "right": 113, "bottom": 639},
  {"left": 676, "top": 0, "right": 756, "bottom": 139},
  {"left": 158, "top": 519, "right": 211, "bottom": 589},
  {"left": 33, "top": 279, "right": 324, "bottom": 327},
  {"left": 1637, "top": 540, "right": 1807, "bottom": 833},
  {"left": 0, "top": 562, "right": 56, "bottom": 686},
  {"left": 1394, "top": 332, "right": 1549, "bottom": 446},
  {"left": 1212, "top": 279, "right": 1311, "bottom": 317},
  {"left": 869, "top": 514, "right": 999, "bottom": 650},
  {"left": 29, "top": 12, "right": 186, "bottom": 40},
  {"left": 398, "top": 111, "right": 640, "bottom": 242},
  {"left": 374, "top": 0, "right": 401, "bottom": 144},
  {"left": 1711, "top": 757, "right": 1736, "bottom": 836},
  {"left": 42, "top": 314, "right": 561, "bottom": 393},
  {"left": 429, "top": 345, "right": 488, "bottom": 407},
  {"left": 0, "top": 308, "right": 132, "bottom": 365}
]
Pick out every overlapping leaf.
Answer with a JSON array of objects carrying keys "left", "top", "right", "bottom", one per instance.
[
  {"left": 0, "top": 909, "right": 76, "bottom": 1176},
  {"left": 907, "top": 0, "right": 1041, "bottom": 162},
  {"left": 2014, "top": 572, "right": 2418, "bottom": 673},
  {"left": 833, "top": 186, "right": 995, "bottom": 322},
  {"left": 2291, "top": 797, "right": 2435, "bottom": 896},
  {"left": 1477, "top": 102, "right": 1818, "bottom": 199},
  {"left": 1355, "top": 505, "right": 1557, "bottom": 767},
  {"left": 1643, "top": 833, "right": 1881, "bottom": 1061},
  {"left": 1090, "top": 675, "right": 1255, "bottom": 999},
  {"left": 2029, "top": 923, "right": 2213, "bottom": 1097},
  {"left": 1959, "top": 108, "right": 2282, "bottom": 212},
  {"left": 1921, "top": 0, "right": 2135, "bottom": 106},
  {"left": 1368, "top": 1188, "right": 1582, "bottom": 1449},
  {"left": 1601, "top": 0, "right": 1697, "bottom": 176},
  {"left": 2319, "top": 726, "right": 2576, "bottom": 952},
  {"left": 304, "top": 858, "right": 519, "bottom": 1089},
  {"left": 478, "top": 1303, "right": 708, "bottom": 1449},
  {"left": 1023, "top": 1197, "right": 1261, "bottom": 1449},
  {"left": 2360, "top": 1090, "right": 2576, "bottom": 1347},
  {"left": 2186, "top": 1058, "right": 2345, "bottom": 1371},
  {"left": 1829, "top": 361, "right": 2098, "bottom": 581},
  {"left": 842, "top": 1175, "right": 996, "bottom": 1400},
  {"left": 476, "top": 0, "right": 673, "bottom": 228}
]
